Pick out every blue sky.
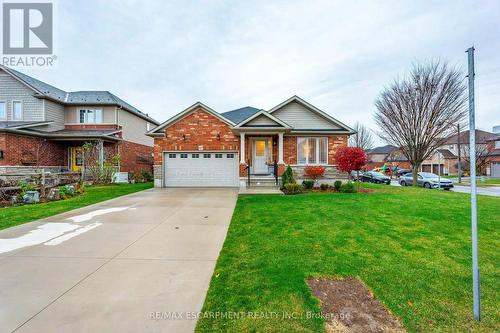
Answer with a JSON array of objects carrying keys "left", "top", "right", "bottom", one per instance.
[{"left": 22, "top": 0, "right": 500, "bottom": 143}]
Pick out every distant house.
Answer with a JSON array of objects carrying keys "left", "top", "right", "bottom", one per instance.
[
  {"left": 366, "top": 145, "right": 410, "bottom": 171},
  {"left": 421, "top": 129, "right": 498, "bottom": 176},
  {"left": 0, "top": 65, "right": 159, "bottom": 174}
]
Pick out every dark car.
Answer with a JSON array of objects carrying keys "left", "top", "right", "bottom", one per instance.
[
  {"left": 395, "top": 169, "right": 411, "bottom": 177},
  {"left": 350, "top": 170, "right": 363, "bottom": 181},
  {"left": 360, "top": 171, "right": 391, "bottom": 184},
  {"left": 399, "top": 172, "right": 454, "bottom": 190}
]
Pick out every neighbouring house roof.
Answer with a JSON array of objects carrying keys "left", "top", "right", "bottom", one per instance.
[
  {"left": 444, "top": 129, "right": 496, "bottom": 145},
  {"left": 0, "top": 65, "right": 159, "bottom": 125},
  {"left": 1, "top": 127, "right": 121, "bottom": 142},
  {"left": 368, "top": 145, "right": 398, "bottom": 155},
  {"left": 0, "top": 121, "right": 53, "bottom": 130},
  {"left": 221, "top": 106, "right": 261, "bottom": 124},
  {"left": 437, "top": 149, "right": 456, "bottom": 159}
]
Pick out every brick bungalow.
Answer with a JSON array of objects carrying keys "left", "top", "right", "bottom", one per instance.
[{"left": 147, "top": 96, "right": 355, "bottom": 188}]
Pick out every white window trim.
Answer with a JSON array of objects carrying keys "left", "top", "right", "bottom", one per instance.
[
  {"left": 297, "top": 137, "right": 328, "bottom": 165},
  {"left": 0, "top": 101, "right": 6, "bottom": 120},
  {"left": 12, "top": 100, "right": 23, "bottom": 120},
  {"left": 77, "top": 108, "right": 103, "bottom": 124},
  {"left": 495, "top": 140, "right": 500, "bottom": 149}
]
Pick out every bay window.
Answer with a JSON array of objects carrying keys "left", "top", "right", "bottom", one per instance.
[
  {"left": 79, "top": 109, "right": 103, "bottom": 124},
  {"left": 297, "top": 137, "right": 328, "bottom": 165}
]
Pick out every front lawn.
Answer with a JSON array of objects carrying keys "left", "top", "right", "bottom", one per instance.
[
  {"left": 197, "top": 185, "right": 499, "bottom": 332},
  {"left": 0, "top": 182, "right": 153, "bottom": 230}
]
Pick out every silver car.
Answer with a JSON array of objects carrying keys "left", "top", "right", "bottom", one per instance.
[{"left": 399, "top": 172, "right": 454, "bottom": 190}]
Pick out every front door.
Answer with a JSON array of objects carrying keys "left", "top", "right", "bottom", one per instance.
[
  {"left": 253, "top": 139, "right": 268, "bottom": 174},
  {"left": 71, "top": 147, "right": 83, "bottom": 172}
]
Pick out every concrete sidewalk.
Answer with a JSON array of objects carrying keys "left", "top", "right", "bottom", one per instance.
[{"left": 0, "top": 188, "right": 237, "bottom": 333}]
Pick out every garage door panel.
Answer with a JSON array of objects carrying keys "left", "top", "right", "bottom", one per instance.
[{"left": 164, "top": 152, "right": 239, "bottom": 187}]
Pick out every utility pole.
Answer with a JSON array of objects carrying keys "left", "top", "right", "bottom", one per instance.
[
  {"left": 457, "top": 123, "right": 461, "bottom": 183},
  {"left": 466, "top": 46, "right": 480, "bottom": 321}
]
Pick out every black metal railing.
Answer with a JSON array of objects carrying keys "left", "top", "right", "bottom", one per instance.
[
  {"left": 244, "top": 160, "right": 250, "bottom": 186},
  {"left": 273, "top": 160, "right": 278, "bottom": 186}
]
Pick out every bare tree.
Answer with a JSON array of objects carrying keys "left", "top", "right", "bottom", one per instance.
[
  {"left": 459, "top": 143, "right": 492, "bottom": 175},
  {"left": 349, "top": 122, "right": 374, "bottom": 151},
  {"left": 374, "top": 61, "right": 467, "bottom": 185}
]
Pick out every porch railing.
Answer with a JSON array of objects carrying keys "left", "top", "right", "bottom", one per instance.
[{"left": 273, "top": 160, "right": 278, "bottom": 186}]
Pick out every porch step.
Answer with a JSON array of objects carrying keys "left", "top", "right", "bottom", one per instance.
[{"left": 248, "top": 178, "right": 279, "bottom": 187}]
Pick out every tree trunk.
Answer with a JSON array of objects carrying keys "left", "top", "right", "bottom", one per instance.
[{"left": 412, "top": 164, "right": 419, "bottom": 186}]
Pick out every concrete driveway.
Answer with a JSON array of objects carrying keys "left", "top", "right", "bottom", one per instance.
[{"left": 0, "top": 188, "right": 237, "bottom": 333}]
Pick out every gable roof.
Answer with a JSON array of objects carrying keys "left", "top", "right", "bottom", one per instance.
[
  {"left": 368, "top": 145, "right": 398, "bottom": 155},
  {"left": 437, "top": 149, "right": 456, "bottom": 158},
  {"left": 0, "top": 65, "right": 159, "bottom": 125},
  {"left": 221, "top": 106, "right": 260, "bottom": 124},
  {"left": 147, "top": 102, "right": 235, "bottom": 136},
  {"left": 268, "top": 95, "right": 355, "bottom": 133},
  {"left": 233, "top": 110, "right": 291, "bottom": 128},
  {"left": 444, "top": 129, "right": 496, "bottom": 145}
]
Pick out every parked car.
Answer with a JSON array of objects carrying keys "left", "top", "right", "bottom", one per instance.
[
  {"left": 395, "top": 169, "right": 411, "bottom": 177},
  {"left": 350, "top": 170, "right": 363, "bottom": 181},
  {"left": 399, "top": 172, "right": 454, "bottom": 190},
  {"left": 360, "top": 171, "right": 391, "bottom": 184}
]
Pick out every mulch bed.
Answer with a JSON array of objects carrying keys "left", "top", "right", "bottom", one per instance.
[{"left": 307, "top": 277, "right": 406, "bottom": 333}]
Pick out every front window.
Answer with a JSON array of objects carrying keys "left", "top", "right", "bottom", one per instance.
[
  {"left": 13, "top": 101, "right": 22, "bottom": 120},
  {"left": 0, "top": 102, "right": 5, "bottom": 119},
  {"left": 496, "top": 140, "right": 500, "bottom": 149},
  {"left": 79, "top": 109, "right": 103, "bottom": 124},
  {"left": 297, "top": 137, "right": 328, "bottom": 165}
]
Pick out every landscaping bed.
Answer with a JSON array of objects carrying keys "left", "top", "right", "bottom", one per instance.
[
  {"left": 0, "top": 182, "right": 153, "bottom": 230},
  {"left": 196, "top": 184, "right": 499, "bottom": 332}
]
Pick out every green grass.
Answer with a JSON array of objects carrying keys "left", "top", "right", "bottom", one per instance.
[
  {"left": 0, "top": 182, "right": 153, "bottom": 230},
  {"left": 197, "top": 185, "right": 499, "bottom": 332}
]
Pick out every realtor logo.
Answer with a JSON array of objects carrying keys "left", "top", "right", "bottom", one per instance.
[{"left": 2, "top": 2, "right": 53, "bottom": 54}]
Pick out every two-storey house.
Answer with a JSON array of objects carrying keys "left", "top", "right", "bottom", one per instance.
[{"left": 0, "top": 65, "right": 159, "bottom": 174}]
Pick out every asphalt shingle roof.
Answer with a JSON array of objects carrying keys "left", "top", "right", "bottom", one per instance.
[
  {"left": 444, "top": 129, "right": 496, "bottom": 144},
  {"left": 1, "top": 66, "right": 159, "bottom": 125},
  {"left": 221, "top": 106, "right": 260, "bottom": 124},
  {"left": 437, "top": 149, "right": 456, "bottom": 158},
  {"left": 368, "top": 145, "right": 398, "bottom": 155}
]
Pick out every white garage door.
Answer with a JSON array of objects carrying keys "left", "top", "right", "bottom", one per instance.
[{"left": 164, "top": 152, "right": 239, "bottom": 187}]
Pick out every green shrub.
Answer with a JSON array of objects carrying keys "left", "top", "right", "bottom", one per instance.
[
  {"left": 320, "top": 183, "right": 329, "bottom": 191},
  {"left": 302, "top": 180, "right": 314, "bottom": 189},
  {"left": 141, "top": 171, "right": 153, "bottom": 182},
  {"left": 59, "top": 185, "right": 76, "bottom": 199},
  {"left": 334, "top": 180, "right": 342, "bottom": 192},
  {"left": 281, "top": 165, "right": 295, "bottom": 186},
  {"left": 17, "top": 180, "right": 36, "bottom": 200},
  {"left": 282, "top": 182, "right": 302, "bottom": 195},
  {"left": 340, "top": 182, "right": 357, "bottom": 193}
]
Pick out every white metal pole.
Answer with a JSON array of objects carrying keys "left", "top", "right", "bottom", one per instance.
[{"left": 467, "top": 46, "right": 480, "bottom": 321}]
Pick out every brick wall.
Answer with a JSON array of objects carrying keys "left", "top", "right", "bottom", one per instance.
[
  {"left": 153, "top": 107, "right": 240, "bottom": 164},
  {"left": 118, "top": 140, "right": 154, "bottom": 173},
  {"left": 282, "top": 135, "right": 348, "bottom": 166},
  {"left": 0, "top": 133, "right": 67, "bottom": 167}
]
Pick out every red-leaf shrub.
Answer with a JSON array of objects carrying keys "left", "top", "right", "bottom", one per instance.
[
  {"left": 303, "top": 166, "right": 326, "bottom": 180},
  {"left": 335, "top": 147, "right": 367, "bottom": 175}
]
